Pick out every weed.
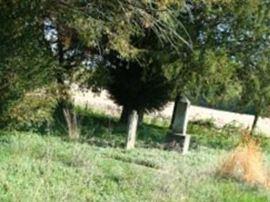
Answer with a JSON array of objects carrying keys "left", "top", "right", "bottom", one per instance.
[{"left": 218, "top": 131, "right": 270, "bottom": 188}]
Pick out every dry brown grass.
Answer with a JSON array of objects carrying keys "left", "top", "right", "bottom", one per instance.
[{"left": 218, "top": 131, "right": 270, "bottom": 187}]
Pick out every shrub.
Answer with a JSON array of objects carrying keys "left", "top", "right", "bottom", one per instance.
[
  {"left": 6, "top": 87, "right": 58, "bottom": 132},
  {"left": 218, "top": 132, "right": 270, "bottom": 187}
]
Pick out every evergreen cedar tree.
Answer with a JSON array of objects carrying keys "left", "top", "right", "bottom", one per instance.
[{"left": 1, "top": 0, "right": 270, "bottom": 133}]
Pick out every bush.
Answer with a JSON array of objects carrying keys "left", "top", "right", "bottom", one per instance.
[
  {"left": 5, "top": 87, "right": 58, "bottom": 132},
  {"left": 218, "top": 133, "right": 270, "bottom": 188}
]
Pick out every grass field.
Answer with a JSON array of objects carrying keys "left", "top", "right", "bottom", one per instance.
[{"left": 0, "top": 109, "right": 270, "bottom": 201}]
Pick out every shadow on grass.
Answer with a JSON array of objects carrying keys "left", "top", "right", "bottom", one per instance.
[
  {"left": 77, "top": 109, "right": 168, "bottom": 149},
  {"left": 26, "top": 107, "right": 270, "bottom": 152},
  {"left": 63, "top": 109, "right": 252, "bottom": 151}
]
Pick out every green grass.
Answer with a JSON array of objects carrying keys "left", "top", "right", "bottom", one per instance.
[
  {"left": 1, "top": 110, "right": 270, "bottom": 201},
  {"left": 77, "top": 108, "right": 270, "bottom": 152}
]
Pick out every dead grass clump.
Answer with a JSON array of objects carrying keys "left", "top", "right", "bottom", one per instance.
[{"left": 218, "top": 132, "right": 269, "bottom": 187}]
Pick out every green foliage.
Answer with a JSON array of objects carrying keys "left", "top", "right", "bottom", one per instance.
[
  {"left": 46, "top": 1, "right": 192, "bottom": 122},
  {"left": 240, "top": 50, "right": 270, "bottom": 117},
  {"left": 161, "top": 0, "right": 270, "bottom": 117},
  {"left": 74, "top": 108, "right": 270, "bottom": 152},
  {"left": 62, "top": 0, "right": 189, "bottom": 58},
  {"left": 0, "top": 0, "right": 58, "bottom": 127},
  {"left": 107, "top": 57, "right": 174, "bottom": 114},
  {"left": 80, "top": 0, "right": 191, "bottom": 117},
  {"left": 217, "top": 0, "right": 270, "bottom": 117},
  {"left": 183, "top": 49, "right": 241, "bottom": 107},
  {"left": 77, "top": 107, "right": 168, "bottom": 148},
  {"left": 189, "top": 120, "right": 243, "bottom": 150},
  {"left": 6, "top": 87, "right": 58, "bottom": 131},
  {"left": 165, "top": 0, "right": 244, "bottom": 109},
  {"left": 0, "top": 0, "right": 191, "bottom": 132}
]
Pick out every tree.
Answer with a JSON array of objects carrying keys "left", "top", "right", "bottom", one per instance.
[
  {"left": 106, "top": 50, "right": 174, "bottom": 124},
  {"left": 78, "top": 1, "right": 193, "bottom": 147},
  {"left": 79, "top": 0, "right": 194, "bottom": 125},
  {"left": 182, "top": 0, "right": 270, "bottom": 133},
  {"left": 163, "top": 0, "right": 244, "bottom": 130},
  {"left": 1, "top": 0, "right": 192, "bottom": 140},
  {"left": 42, "top": 0, "right": 190, "bottom": 139},
  {"left": 0, "top": 1, "right": 58, "bottom": 128},
  {"left": 218, "top": 0, "right": 270, "bottom": 133},
  {"left": 58, "top": 0, "right": 190, "bottom": 122},
  {"left": 241, "top": 52, "right": 270, "bottom": 133}
]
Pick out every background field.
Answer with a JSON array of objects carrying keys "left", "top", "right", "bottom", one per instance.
[{"left": 74, "top": 89, "right": 270, "bottom": 136}]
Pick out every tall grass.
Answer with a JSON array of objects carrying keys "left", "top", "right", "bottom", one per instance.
[{"left": 219, "top": 131, "right": 270, "bottom": 188}]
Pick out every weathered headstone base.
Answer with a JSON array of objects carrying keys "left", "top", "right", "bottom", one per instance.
[{"left": 165, "top": 133, "right": 191, "bottom": 154}]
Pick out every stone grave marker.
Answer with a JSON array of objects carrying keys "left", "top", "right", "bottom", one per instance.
[{"left": 167, "top": 96, "right": 191, "bottom": 154}]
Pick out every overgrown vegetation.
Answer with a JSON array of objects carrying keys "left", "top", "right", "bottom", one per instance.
[
  {"left": 1, "top": 110, "right": 270, "bottom": 201},
  {"left": 2, "top": 107, "right": 270, "bottom": 202}
]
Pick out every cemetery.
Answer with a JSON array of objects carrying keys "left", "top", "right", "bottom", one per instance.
[{"left": 1, "top": 0, "right": 270, "bottom": 201}]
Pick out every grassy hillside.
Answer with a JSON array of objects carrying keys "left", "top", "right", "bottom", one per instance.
[{"left": 1, "top": 110, "right": 270, "bottom": 201}]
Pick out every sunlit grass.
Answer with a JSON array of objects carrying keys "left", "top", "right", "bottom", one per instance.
[{"left": 1, "top": 110, "right": 270, "bottom": 201}]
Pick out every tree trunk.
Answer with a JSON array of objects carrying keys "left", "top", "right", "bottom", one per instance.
[
  {"left": 138, "top": 110, "right": 144, "bottom": 125},
  {"left": 120, "top": 105, "right": 132, "bottom": 124},
  {"left": 251, "top": 112, "right": 259, "bottom": 135},
  {"left": 55, "top": 33, "right": 79, "bottom": 139},
  {"left": 126, "top": 110, "right": 138, "bottom": 150},
  {"left": 55, "top": 96, "right": 80, "bottom": 140},
  {"left": 63, "top": 106, "right": 79, "bottom": 140},
  {"left": 120, "top": 106, "right": 144, "bottom": 125}
]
